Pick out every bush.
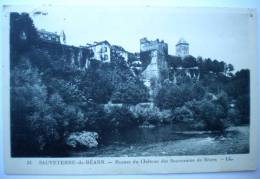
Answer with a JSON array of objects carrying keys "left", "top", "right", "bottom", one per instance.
[
  {"left": 155, "top": 83, "right": 185, "bottom": 109},
  {"left": 111, "top": 80, "right": 149, "bottom": 105},
  {"left": 84, "top": 104, "right": 107, "bottom": 131},
  {"left": 184, "top": 97, "right": 230, "bottom": 131},
  {"left": 129, "top": 104, "right": 172, "bottom": 125},
  {"left": 215, "top": 91, "right": 229, "bottom": 114},
  {"left": 105, "top": 106, "right": 137, "bottom": 129},
  {"left": 236, "top": 94, "right": 250, "bottom": 124},
  {"left": 197, "top": 100, "right": 224, "bottom": 131},
  {"left": 227, "top": 108, "right": 240, "bottom": 125},
  {"left": 155, "top": 81, "right": 206, "bottom": 110},
  {"left": 173, "top": 106, "right": 193, "bottom": 122},
  {"left": 191, "top": 83, "right": 206, "bottom": 100}
]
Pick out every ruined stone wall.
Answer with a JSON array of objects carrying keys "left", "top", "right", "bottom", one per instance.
[{"left": 59, "top": 44, "right": 93, "bottom": 69}]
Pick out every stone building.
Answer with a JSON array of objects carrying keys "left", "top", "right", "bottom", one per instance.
[
  {"left": 140, "top": 38, "right": 169, "bottom": 87},
  {"left": 86, "top": 42, "right": 129, "bottom": 63},
  {"left": 38, "top": 29, "right": 60, "bottom": 44},
  {"left": 140, "top": 37, "right": 168, "bottom": 53},
  {"left": 86, "top": 41, "right": 111, "bottom": 63},
  {"left": 176, "top": 38, "right": 189, "bottom": 58}
]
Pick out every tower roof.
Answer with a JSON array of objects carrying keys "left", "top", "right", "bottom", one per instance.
[{"left": 176, "top": 38, "right": 189, "bottom": 46}]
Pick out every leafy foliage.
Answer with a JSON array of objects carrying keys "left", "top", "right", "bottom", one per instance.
[
  {"left": 155, "top": 81, "right": 206, "bottom": 110},
  {"left": 173, "top": 106, "right": 193, "bottom": 122},
  {"left": 111, "top": 79, "right": 149, "bottom": 104}
]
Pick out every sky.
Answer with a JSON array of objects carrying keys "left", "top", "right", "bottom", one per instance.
[{"left": 5, "top": 5, "right": 256, "bottom": 70}]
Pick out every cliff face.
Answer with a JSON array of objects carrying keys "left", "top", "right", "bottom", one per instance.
[
  {"left": 33, "top": 41, "right": 93, "bottom": 71},
  {"left": 62, "top": 44, "right": 93, "bottom": 69}
]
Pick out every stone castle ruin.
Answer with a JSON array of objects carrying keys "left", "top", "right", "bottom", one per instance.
[
  {"left": 139, "top": 37, "right": 200, "bottom": 88},
  {"left": 140, "top": 38, "right": 169, "bottom": 87}
]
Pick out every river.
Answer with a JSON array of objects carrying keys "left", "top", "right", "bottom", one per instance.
[{"left": 69, "top": 125, "right": 249, "bottom": 157}]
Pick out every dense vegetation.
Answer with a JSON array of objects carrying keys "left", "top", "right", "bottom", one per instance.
[
  {"left": 10, "top": 13, "right": 149, "bottom": 155},
  {"left": 10, "top": 13, "right": 250, "bottom": 156}
]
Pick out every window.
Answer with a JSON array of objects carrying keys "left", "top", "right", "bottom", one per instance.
[
  {"left": 20, "top": 31, "right": 27, "bottom": 40},
  {"left": 104, "top": 54, "right": 108, "bottom": 61},
  {"left": 103, "top": 47, "right": 107, "bottom": 52}
]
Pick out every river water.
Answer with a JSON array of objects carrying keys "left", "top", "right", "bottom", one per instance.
[{"left": 69, "top": 125, "right": 249, "bottom": 157}]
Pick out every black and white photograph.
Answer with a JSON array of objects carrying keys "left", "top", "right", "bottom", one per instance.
[{"left": 2, "top": 4, "right": 258, "bottom": 174}]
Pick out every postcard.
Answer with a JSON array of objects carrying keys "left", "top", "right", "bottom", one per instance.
[{"left": 2, "top": 4, "right": 258, "bottom": 174}]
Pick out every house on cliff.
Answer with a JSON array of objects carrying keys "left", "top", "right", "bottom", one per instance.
[
  {"left": 86, "top": 41, "right": 128, "bottom": 63},
  {"left": 86, "top": 41, "right": 111, "bottom": 63}
]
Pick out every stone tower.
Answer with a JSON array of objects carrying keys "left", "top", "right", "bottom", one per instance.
[
  {"left": 140, "top": 38, "right": 168, "bottom": 88},
  {"left": 176, "top": 38, "right": 189, "bottom": 58}
]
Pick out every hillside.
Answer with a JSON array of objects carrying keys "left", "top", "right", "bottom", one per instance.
[{"left": 10, "top": 12, "right": 250, "bottom": 156}]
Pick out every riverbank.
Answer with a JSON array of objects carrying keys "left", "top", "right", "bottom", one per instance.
[{"left": 69, "top": 125, "right": 249, "bottom": 157}]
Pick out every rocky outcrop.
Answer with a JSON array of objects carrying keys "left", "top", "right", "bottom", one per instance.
[{"left": 66, "top": 131, "right": 99, "bottom": 149}]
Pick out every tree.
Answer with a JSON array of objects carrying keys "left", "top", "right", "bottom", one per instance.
[
  {"left": 11, "top": 59, "right": 59, "bottom": 153},
  {"left": 212, "top": 60, "right": 224, "bottom": 73},
  {"left": 215, "top": 91, "right": 229, "bottom": 115},
  {"left": 79, "top": 62, "right": 113, "bottom": 104},
  {"left": 190, "top": 82, "right": 206, "bottom": 100},
  {"left": 182, "top": 55, "right": 197, "bottom": 68},
  {"left": 127, "top": 52, "right": 139, "bottom": 65},
  {"left": 197, "top": 100, "right": 225, "bottom": 131},
  {"left": 105, "top": 107, "right": 137, "bottom": 129},
  {"left": 167, "top": 55, "right": 182, "bottom": 68},
  {"left": 236, "top": 94, "right": 250, "bottom": 124},
  {"left": 225, "top": 69, "right": 250, "bottom": 124},
  {"left": 111, "top": 79, "right": 149, "bottom": 105},
  {"left": 228, "top": 69, "right": 250, "bottom": 98},
  {"left": 173, "top": 106, "right": 193, "bottom": 122},
  {"left": 226, "top": 64, "right": 234, "bottom": 75},
  {"left": 155, "top": 82, "right": 185, "bottom": 109}
]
